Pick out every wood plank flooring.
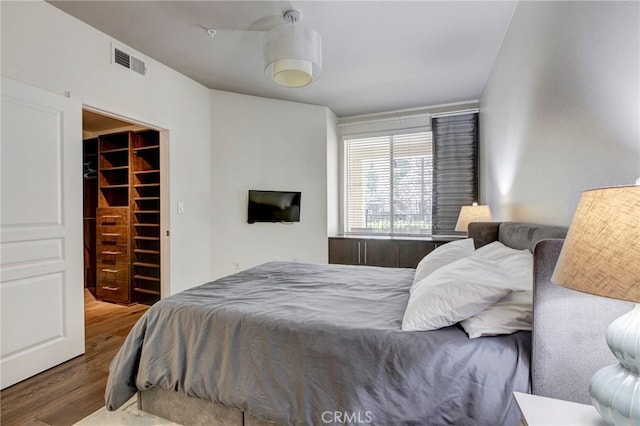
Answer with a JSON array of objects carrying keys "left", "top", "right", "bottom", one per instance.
[{"left": 0, "top": 291, "right": 149, "bottom": 426}]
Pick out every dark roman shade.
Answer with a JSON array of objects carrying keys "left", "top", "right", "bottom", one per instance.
[{"left": 431, "top": 112, "right": 479, "bottom": 235}]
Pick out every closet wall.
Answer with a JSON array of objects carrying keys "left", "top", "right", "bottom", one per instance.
[
  {"left": 83, "top": 112, "right": 161, "bottom": 305},
  {"left": 83, "top": 138, "right": 98, "bottom": 293}
]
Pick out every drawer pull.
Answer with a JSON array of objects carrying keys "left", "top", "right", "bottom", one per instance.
[
  {"left": 102, "top": 215, "right": 121, "bottom": 219},
  {"left": 102, "top": 233, "right": 120, "bottom": 237},
  {"left": 101, "top": 251, "right": 122, "bottom": 255},
  {"left": 101, "top": 268, "right": 119, "bottom": 273},
  {"left": 102, "top": 286, "right": 120, "bottom": 291}
]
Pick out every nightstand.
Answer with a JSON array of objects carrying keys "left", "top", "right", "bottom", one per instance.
[{"left": 513, "top": 392, "right": 608, "bottom": 426}]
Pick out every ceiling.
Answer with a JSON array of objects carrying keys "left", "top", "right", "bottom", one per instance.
[
  {"left": 83, "top": 109, "right": 134, "bottom": 132},
  {"left": 49, "top": 1, "right": 518, "bottom": 117}
]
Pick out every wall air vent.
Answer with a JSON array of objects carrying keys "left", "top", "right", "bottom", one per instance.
[
  {"left": 112, "top": 44, "right": 146, "bottom": 76},
  {"left": 130, "top": 56, "right": 146, "bottom": 75}
]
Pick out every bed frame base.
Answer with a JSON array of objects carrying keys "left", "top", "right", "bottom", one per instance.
[{"left": 138, "top": 388, "right": 276, "bottom": 426}]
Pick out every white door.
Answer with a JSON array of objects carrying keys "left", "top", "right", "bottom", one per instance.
[{"left": 1, "top": 77, "right": 84, "bottom": 389}]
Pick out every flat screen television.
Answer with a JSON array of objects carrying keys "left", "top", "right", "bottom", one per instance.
[{"left": 247, "top": 190, "right": 301, "bottom": 224}]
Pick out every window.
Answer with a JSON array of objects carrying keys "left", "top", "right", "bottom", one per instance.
[
  {"left": 343, "top": 112, "right": 478, "bottom": 236},
  {"left": 344, "top": 131, "right": 433, "bottom": 235}
]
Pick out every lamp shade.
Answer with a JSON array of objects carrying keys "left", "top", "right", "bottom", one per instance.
[
  {"left": 455, "top": 203, "right": 493, "bottom": 232},
  {"left": 264, "top": 19, "right": 322, "bottom": 88},
  {"left": 551, "top": 185, "right": 640, "bottom": 302}
]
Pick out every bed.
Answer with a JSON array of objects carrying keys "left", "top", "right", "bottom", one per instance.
[{"left": 105, "top": 221, "right": 623, "bottom": 425}]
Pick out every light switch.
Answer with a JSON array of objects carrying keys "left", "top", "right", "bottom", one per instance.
[{"left": 177, "top": 202, "right": 185, "bottom": 214}]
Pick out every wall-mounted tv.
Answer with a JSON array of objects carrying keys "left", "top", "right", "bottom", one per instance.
[{"left": 247, "top": 190, "right": 301, "bottom": 224}]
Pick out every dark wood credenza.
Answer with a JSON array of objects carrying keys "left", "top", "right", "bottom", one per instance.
[{"left": 328, "top": 235, "right": 463, "bottom": 268}]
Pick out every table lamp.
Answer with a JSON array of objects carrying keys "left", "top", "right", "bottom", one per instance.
[
  {"left": 455, "top": 202, "right": 493, "bottom": 234},
  {"left": 551, "top": 185, "right": 640, "bottom": 425}
]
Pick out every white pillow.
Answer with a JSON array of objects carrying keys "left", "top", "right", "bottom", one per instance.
[
  {"left": 410, "top": 238, "right": 475, "bottom": 293},
  {"left": 495, "top": 250, "right": 533, "bottom": 290},
  {"left": 474, "top": 241, "right": 523, "bottom": 261},
  {"left": 402, "top": 257, "right": 513, "bottom": 332},
  {"left": 474, "top": 241, "right": 533, "bottom": 290},
  {"left": 460, "top": 290, "right": 533, "bottom": 338}
]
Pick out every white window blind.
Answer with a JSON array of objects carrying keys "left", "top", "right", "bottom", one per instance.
[{"left": 344, "top": 131, "right": 433, "bottom": 235}]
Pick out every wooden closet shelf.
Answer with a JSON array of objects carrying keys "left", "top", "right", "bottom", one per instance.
[
  {"left": 134, "top": 145, "right": 160, "bottom": 152},
  {"left": 94, "top": 130, "right": 162, "bottom": 305},
  {"left": 134, "top": 262, "right": 160, "bottom": 268},
  {"left": 134, "top": 275, "right": 161, "bottom": 282},
  {"left": 133, "top": 287, "right": 161, "bottom": 295},
  {"left": 100, "top": 166, "right": 129, "bottom": 171},
  {"left": 101, "top": 184, "right": 129, "bottom": 189},
  {"left": 134, "top": 249, "right": 160, "bottom": 254},
  {"left": 100, "top": 147, "right": 129, "bottom": 154}
]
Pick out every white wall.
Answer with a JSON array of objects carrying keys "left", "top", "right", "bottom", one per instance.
[
  {"left": 326, "top": 110, "right": 339, "bottom": 237},
  {"left": 209, "top": 90, "right": 331, "bottom": 278},
  {"left": 480, "top": 1, "right": 640, "bottom": 226},
  {"left": 1, "top": 1, "right": 214, "bottom": 294}
]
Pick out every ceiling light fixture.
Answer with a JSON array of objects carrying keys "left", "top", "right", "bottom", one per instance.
[{"left": 263, "top": 9, "right": 322, "bottom": 88}]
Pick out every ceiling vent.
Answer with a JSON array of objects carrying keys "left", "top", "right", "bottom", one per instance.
[{"left": 111, "top": 44, "right": 146, "bottom": 76}]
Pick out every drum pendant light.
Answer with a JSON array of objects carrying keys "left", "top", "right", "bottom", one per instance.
[{"left": 263, "top": 10, "right": 322, "bottom": 88}]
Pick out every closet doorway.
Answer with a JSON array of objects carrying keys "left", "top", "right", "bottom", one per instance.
[{"left": 82, "top": 109, "right": 167, "bottom": 306}]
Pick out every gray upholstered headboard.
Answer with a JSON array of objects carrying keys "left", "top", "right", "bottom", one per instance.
[
  {"left": 468, "top": 221, "right": 633, "bottom": 404},
  {"left": 468, "top": 221, "right": 568, "bottom": 252}
]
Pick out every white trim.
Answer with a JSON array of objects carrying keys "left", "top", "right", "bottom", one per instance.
[
  {"left": 430, "top": 108, "right": 480, "bottom": 118},
  {"left": 159, "top": 130, "right": 170, "bottom": 300},
  {"left": 341, "top": 125, "right": 432, "bottom": 140},
  {"left": 337, "top": 112, "right": 430, "bottom": 128},
  {"left": 337, "top": 102, "right": 478, "bottom": 140},
  {"left": 339, "top": 117, "right": 431, "bottom": 139},
  {"left": 337, "top": 100, "right": 479, "bottom": 126}
]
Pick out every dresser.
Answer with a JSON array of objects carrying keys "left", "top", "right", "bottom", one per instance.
[{"left": 329, "top": 235, "right": 462, "bottom": 268}]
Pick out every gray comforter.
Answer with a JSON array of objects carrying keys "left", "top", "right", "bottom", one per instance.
[{"left": 106, "top": 262, "right": 530, "bottom": 425}]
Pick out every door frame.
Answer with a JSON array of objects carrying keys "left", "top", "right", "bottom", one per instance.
[{"left": 81, "top": 104, "right": 171, "bottom": 300}]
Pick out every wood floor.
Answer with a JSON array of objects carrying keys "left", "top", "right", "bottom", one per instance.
[{"left": 0, "top": 291, "right": 149, "bottom": 426}]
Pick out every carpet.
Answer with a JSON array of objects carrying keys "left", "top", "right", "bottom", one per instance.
[{"left": 73, "top": 394, "right": 180, "bottom": 425}]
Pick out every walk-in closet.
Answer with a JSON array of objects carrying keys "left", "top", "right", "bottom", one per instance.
[{"left": 83, "top": 110, "right": 161, "bottom": 305}]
